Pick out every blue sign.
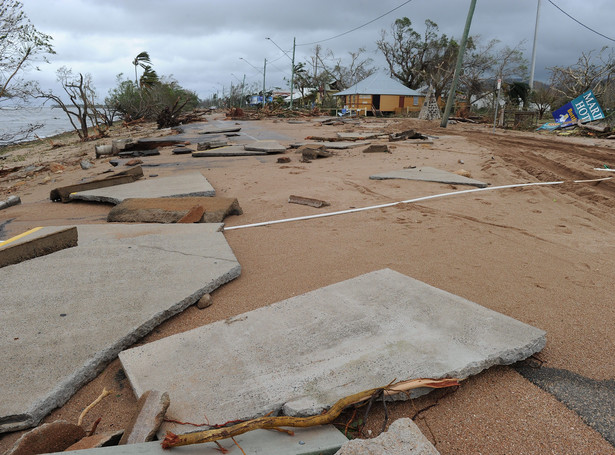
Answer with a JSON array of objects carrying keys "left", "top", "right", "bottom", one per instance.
[
  {"left": 571, "top": 90, "right": 604, "bottom": 122},
  {"left": 552, "top": 90, "right": 604, "bottom": 123}
]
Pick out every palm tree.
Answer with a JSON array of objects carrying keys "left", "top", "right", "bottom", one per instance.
[{"left": 132, "top": 51, "right": 152, "bottom": 84}]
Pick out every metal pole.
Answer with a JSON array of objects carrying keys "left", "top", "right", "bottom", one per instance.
[
  {"left": 529, "top": 0, "right": 542, "bottom": 90},
  {"left": 440, "top": 0, "right": 478, "bottom": 128},
  {"left": 263, "top": 58, "right": 267, "bottom": 108},
  {"left": 241, "top": 74, "right": 245, "bottom": 108},
  {"left": 290, "top": 37, "right": 296, "bottom": 109}
]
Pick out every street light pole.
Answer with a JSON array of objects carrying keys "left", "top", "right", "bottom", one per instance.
[
  {"left": 440, "top": 0, "right": 478, "bottom": 128},
  {"left": 529, "top": 0, "right": 542, "bottom": 90},
  {"left": 263, "top": 58, "right": 267, "bottom": 108},
  {"left": 290, "top": 37, "right": 296, "bottom": 109}
]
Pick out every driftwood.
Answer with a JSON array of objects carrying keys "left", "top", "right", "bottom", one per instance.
[
  {"left": 161, "top": 377, "right": 460, "bottom": 449},
  {"left": 449, "top": 116, "right": 477, "bottom": 123}
]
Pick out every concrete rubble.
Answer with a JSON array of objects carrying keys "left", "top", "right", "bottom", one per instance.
[
  {"left": 119, "top": 269, "right": 545, "bottom": 437},
  {"left": 0, "top": 224, "right": 240, "bottom": 433}
]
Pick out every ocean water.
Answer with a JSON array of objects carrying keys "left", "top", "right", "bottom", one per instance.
[{"left": 1, "top": 105, "right": 80, "bottom": 146}]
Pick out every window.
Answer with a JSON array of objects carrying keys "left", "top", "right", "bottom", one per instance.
[{"left": 413, "top": 96, "right": 419, "bottom": 106}]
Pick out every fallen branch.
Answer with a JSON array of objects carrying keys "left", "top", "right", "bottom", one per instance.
[
  {"left": 161, "top": 377, "right": 460, "bottom": 449},
  {"left": 78, "top": 387, "right": 113, "bottom": 426}
]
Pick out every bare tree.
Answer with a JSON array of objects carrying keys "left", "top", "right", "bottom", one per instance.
[
  {"left": 36, "top": 67, "right": 104, "bottom": 141},
  {"left": 0, "top": 0, "right": 54, "bottom": 143},
  {"left": 549, "top": 47, "right": 615, "bottom": 107},
  {"left": 530, "top": 81, "right": 558, "bottom": 118}
]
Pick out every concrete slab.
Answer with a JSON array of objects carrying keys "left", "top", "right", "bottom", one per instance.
[
  {"left": 192, "top": 146, "right": 266, "bottom": 157},
  {"left": 335, "top": 418, "right": 439, "bottom": 455},
  {"left": 50, "top": 166, "right": 144, "bottom": 202},
  {"left": 370, "top": 167, "right": 488, "bottom": 188},
  {"left": 0, "top": 224, "right": 240, "bottom": 433},
  {"left": 107, "top": 197, "right": 242, "bottom": 223},
  {"left": 47, "top": 425, "right": 347, "bottom": 455},
  {"left": 69, "top": 172, "right": 215, "bottom": 204},
  {"left": 337, "top": 132, "right": 386, "bottom": 140},
  {"left": 120, "top": 269, "right": 545, "bottom": 437},
  {"left": 0, "top": 226, "right": 77, "bottom": 268},
  {"left": 291, "top": 141, "right": 371, "bottom": 149},
  {"left": 244, "top": 140, "right": 286, "bottom": 154}
]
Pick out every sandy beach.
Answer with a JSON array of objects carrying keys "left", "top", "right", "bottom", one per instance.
[{"left": 1, "top": 114, "right": 614, "bottom": 454}]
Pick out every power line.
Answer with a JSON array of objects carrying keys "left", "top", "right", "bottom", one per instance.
[
  {"left": 547, "top": 0, "right": 615, "bottom": 43},
  {"left": 297, "top": 0, "right": 414, "bottom": 47}
]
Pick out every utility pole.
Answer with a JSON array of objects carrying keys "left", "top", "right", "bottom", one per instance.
[
  {"left": 440, "top": 0, "right": 478, "bottom": 128},
  {"left": 529, "top": 0, "right": 542, "bottom": 90},
  {"left": 263, "top": 58, "right": 267, "bottom": 108},
  {"left": 290, "top": 37, "right": 296, "bottom": 109}
]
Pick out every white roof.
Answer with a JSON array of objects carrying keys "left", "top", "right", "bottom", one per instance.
[{"left": 335, "top": 73, "right": 422, "bottom": 97}]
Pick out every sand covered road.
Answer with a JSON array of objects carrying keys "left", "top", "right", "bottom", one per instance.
[{"left": 1, "top": 116, "right": 614, "bottom": 454}]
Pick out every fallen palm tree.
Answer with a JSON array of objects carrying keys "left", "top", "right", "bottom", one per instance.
[{"left": 161, "top": 377, "right": 460, "bottom": 449}]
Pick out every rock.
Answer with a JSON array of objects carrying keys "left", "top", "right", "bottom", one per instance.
[
  {"left": 119, "top": 390, "right": 170, "bottom": 444},
  {"left": 334, "top": 418, "right": 439, "bottom": 455},
  {"left": 7, "top": 420, "right": 86, "bottom": 455},
  {"left": 109, "top": 159, "right": 120, "bottom": 167},
  {"left": 297, "top": 144, "right": 331, "bottom": 160},
  {"left": 277, "top": 157, "right": 291, "bottom": 163},
  {"left": 65, "top": 430, "right": 124, "bottom": 451},
  {"left": 80, "top": 160, "right": 93, "bottom": 170},
  {"left": 49, "top": 162, "right": 65, "bottom": 173},
  {"left": 196, "top": 293, "right": 212, "bottom": 309},
  {"left": 454, "top": 169, "right": 472, "bottom": 178},
  {"left": 363, "top": 144, "right": 390, "bottom": 154},
  {"left": 126, "top": 159, "right": 143, "bottom": 167},
  {"left": 39, "top": 176, "right": 51, "bottom": 185}
]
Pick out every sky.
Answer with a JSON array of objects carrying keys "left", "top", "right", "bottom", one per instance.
[{"left": 17, "top": 0, "right": 615, "bottom": 101}]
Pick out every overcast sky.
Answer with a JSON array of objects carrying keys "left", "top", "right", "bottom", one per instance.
[{"left": 19, "top": 0, "right": 615, "bottom": 101}]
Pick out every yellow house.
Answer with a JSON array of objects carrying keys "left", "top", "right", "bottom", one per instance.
[{"left": 334, "top": 73, "right": 425, "bottom": 116}]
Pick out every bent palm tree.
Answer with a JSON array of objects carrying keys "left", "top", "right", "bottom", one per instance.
[{"left": 132, "top": 51, "right": 152, "bottom": 84}]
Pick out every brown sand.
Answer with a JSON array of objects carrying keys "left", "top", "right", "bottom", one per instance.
[{"left": 1, "top": 116, "right": 614, "bottom": 454}]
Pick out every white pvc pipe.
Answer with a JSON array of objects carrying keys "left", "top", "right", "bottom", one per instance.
[{"left": 224, "top": 180, "right": 573, "bottom": 231}]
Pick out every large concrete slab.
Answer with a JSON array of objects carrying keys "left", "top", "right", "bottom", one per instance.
[
  {"left": 244, "top": 140, "right": 286, "bottom": 154},
  {"left": 0, "top": 224, "right": 240, "bottom": 433},
  {"left": 0, "top": 226, "right": 77, "bottom": 268},
  {"left": 370, "top": 166, "right": 487, "bottom": 188},
  {"left": 69, "top": 172, "right": 215, "bottom": 204},
  {"left": 120, "top": 269, "right": 545, "bottom": 437},
  {"left": 192, "top": 145, "right": 266, "bottom": 157},
  {"left": 107, "top": 197, "right": 242, "bottom": 223},
  {"left": 47, "top": 425, "right": 347, "bottom": 455},
  {"left": 337, "top": 132, "right": 386, "bottom": 140},
  {"left": 291, "top": 141, "right": 371, "bottom": 149}
]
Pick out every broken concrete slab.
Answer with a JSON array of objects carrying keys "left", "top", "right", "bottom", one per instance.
[
  {"left": 50, "top": 167, "right": 144, "bottom": 203},
  {"left": 120, "top": 269, "right": 545, "bottom": 437},
  {"left": 0, "top": 195, "right": 21, "bottom": 210},
  {"left": 244, "top": 140, "right": 286, "bottom": 154},
  {"left": 66, "top": 431, "right": 124, "bottom": 451},
  {"left": 0, "top": 224, "right": 240, "bottom": 433},
  {"left": 192, "top": 146, "right": 266, "bottom": 157},
  {"left": 363, "top": 144, "right": 390, "bottom": 154},
  {"left": 196, "top": 136, "right": 230, "bottom": 150},
  {"left": 334, "top": 418, "right": 439, "bottom": 455},
  {"left": 196, "top": 126, "right": 241, "bottom": 135},
  {"left": 337, "top": 132, "right": 386, "bottom": 140},
  {"left": 48, "top": 425, "right": 348, "bottom": 455},
  {"left": 119, "top": 390, "right": 170, "bottom": 445},
  {"left": 0, "top": 226, "right": 78, "bottom": 268},
  {"left": 107, "top": 197, "right": 242, "bottom": 223},
  {"left": 70, "top": 172, "right": 215, "bottom": 204},
  {"left": 288, "top": 195, "right": 330, "bottom": 208},
  {"left": 7, "top": 420, "right": 86, "bottom": 455},
  {"left": 370, "top": 167, "right": 488, "bottom": 188},
  {"left": 291, "top": 141, "right": 370, "bottom": 149},
  {"left": 172, "top": 147, "right": 193, "bottom": 155}
]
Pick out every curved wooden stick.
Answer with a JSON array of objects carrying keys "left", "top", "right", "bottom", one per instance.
[{"left": 161, "top": 377, "right": 460, "bottom": 449}]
